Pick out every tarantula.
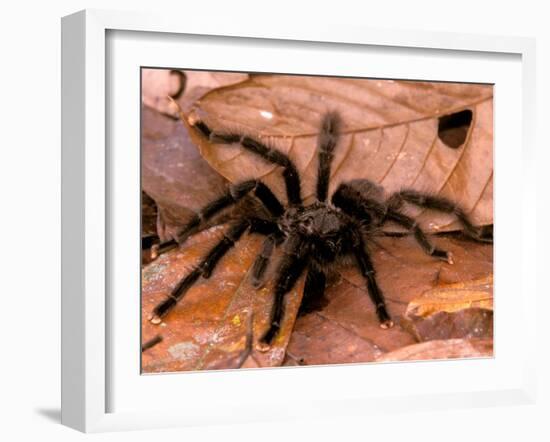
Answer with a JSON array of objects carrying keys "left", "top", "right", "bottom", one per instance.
[{"left": 149, "top": 111, "right": 491, "bottom": 350}]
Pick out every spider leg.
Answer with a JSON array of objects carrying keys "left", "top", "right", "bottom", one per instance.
[
  {"left": 193, "top": 120, "right": 302, "bottom": 206},
  {"left": 250, "top": 234, "right": 279, "bottom": 288},
  {"left": 316, "top": 112, "right": 340, "bottom": 201},
  {"left": 200, "top": 220, "right": 251, "bottom": 278},
  {"left": 353, "top": 234, "right": 393, "bottom": 328},
  {"left": 150, "top": 219, "right": 250, "bottom": 323},
  {"left": 153, "top": 179, "right": 284, "bottom": 257},
  {"left": 331, "top": 182, "right": 387, "bottom": 223},
  {"left": 389, "top": 190, "right": 492, "bottom": 242},
  {"left": 257, "top": 234, "right": 309, "bottom": 350},
  {"left": 178, "top": 179, "right": 283, "bottom": 242},
  {"left": 247, "top": 218, "right": 284, "bottom": 287},
  {"left": 298, "top": 262, "right": 327, "bottom": 316},
  {"left": 385, "top": 209, "right": 454, "bottom": 264}
]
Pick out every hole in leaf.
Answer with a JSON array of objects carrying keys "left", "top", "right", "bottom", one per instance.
[{"left": 438, "top": 109, "right": 473, "bottom": 149}]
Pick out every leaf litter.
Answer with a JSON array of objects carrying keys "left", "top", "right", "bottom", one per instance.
[
  {"left": 141, "top": 72, "right": 494, "bottom": 372},
  {"left": 141, "top": 224, "right": 306, "bottom": 372},
  {"left": 187, "top": 75, "right": 493, "bottom": 232}
]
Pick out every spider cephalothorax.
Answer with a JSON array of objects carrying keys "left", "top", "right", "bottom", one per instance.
[{"left": 149, "top": 111, "right": 491, "bottom": 351}]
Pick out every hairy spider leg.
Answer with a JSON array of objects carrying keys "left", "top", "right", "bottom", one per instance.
[
  {"left": 250, "top": 234, "right": 280, "bottom": 288},
  {"left": 194, "top": 120, "right": 302, "bottom": 206},
  {"left": 177, "top": 179, "right": 284, "bottom": 243},
  {"left": 330, "top": 182, "right": 395, "bottom": 326},
  {"left": 257, "top": 233, "right": 310, "bottom": 349},
  {"left": 316, "top": 112, "right": 340, "bottom": 201},
  {"left": 151, "top": 179, "right": 284, "bottom": 257},
  {"left": 389, "top": 190, "right": 492, "bottom": 242},
  {"left": 385, "top": 209, "right": 453, "bottom": 264},
  {"left": 150, "top": 219, "right": 251, "bottom": 323},
  {"left": 298, "top": 262, "right": 327, "bottom": 316},
  {"left": 352, "top": 234, "right": 393, "bottom": 328},
  {"left": 333, "top": 182, "right": 453, "bottom": 264},
  {"left": 199, "top": 221, "right": 252, "bottom": 278}
]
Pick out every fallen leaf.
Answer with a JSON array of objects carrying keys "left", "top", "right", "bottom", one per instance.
[
  {"left": 142, "top": 69, "right": 186, "bottom": 118},
  {"left": 285, "top": 234, "right": 493, "bottom": 366},
  {"left": 402, "top": 308, "right": 493, "bottom": 342},
  {"left": 142, "top": 69, "right": 248, "bottom": 118},
  {"left": 141, "top": 190, "right": 160, "bottom": 264},
  {"left": 405, "top": 275, "right": 493, "bottom": 318},
  {"left": 284, "top": 312, "right": 386, "bottom": 366},
  {"left": 182, "top": 71, "right": 249, "bottom": 113},
  {"left": 141, "top": 225, "right": 306, "bottom": 373},
  {"left": 141, "top": 70, "right": 250, "bottom": 239},
  {"left": 399, "top": 274, "right": 493, "bottom": 343},
  {"left": 142, "top": 104, "right": 228, "bottom": 241},
  {"left": 141, "top": 72, "right": 495, "bottom": 371},
  {"left": 141, "top": 190, "right": 158, "bottom": 237},
  {"left": 375, "top": 338, "right": 493, "bottom": 362},
  {"left": 187, "top": 75, "right": 493, "bottom": 232}
]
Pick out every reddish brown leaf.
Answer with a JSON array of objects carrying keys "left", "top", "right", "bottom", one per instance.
[
  {"left": 181, "top": 70, "right": 249, "bottom": 113},
  {"left": 404, "top": 275, "right": 493, "bottom": 318},
  {"left": 142, "top": 72, "right": 494, "bottom": 371},
  {"left": 285, "top": 235, "right": 493, "bottom": 366},
  {"left": 141, "top": 225, "right": 306, "bottom": 373},
  {"left": 141, "top": 69, "right": 249, "bottom": 240},
  {"left": 142, "top": 69, "right": 248, "bottom": 119},
  {"left": 284, "top": 312, "right": 385, "bottom": 366},
  {"left": 400, "top": 275, "right": 493, "bottom": 342},
  {"left": 187, "top": 75, "right": 493, "bottom": 232},
  {"left": 141, "top": 190, "right": 158, "bottom": 237},
  {"left": 142, "top": 69, "right": 186, "bottom": 118},
  {"left": 142, "top": 104, "right": 228, "bottom": 241},
  {"left": 401, "top": 308, "right": 493, "bottom": 342}
]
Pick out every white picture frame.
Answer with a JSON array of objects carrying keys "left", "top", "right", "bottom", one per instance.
[{"left": 61, "top": 9, "right": 537, "bottom": 433}]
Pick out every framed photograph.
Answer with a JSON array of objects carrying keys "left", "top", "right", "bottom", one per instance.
[
  {"left": 140, "top": 68, "right": 495, "bottom": 374},
  {"left": 61, "top": 9, "right": 537, "bottom": 433}
]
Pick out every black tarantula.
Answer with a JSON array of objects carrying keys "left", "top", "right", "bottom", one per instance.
[{"left": 149, "top": 111, "right": 491, "bottom": 351}]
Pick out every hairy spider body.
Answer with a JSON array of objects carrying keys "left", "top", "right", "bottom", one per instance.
[
  {"left": 150, "top": 111, "right": 491, "bottom": 351},
  {"left": 280, "top": 203, "right": 349, "bottom": 255}
]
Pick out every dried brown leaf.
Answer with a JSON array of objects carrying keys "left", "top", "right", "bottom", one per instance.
[
  {"left": 187, "top": 75, "right": 493, "bottom": 232},
  {"left": 142, "top": 72, "right": 495, "bottom": 371},
  {"left": 401, "top": 308, "right": 493, "bottom": 342},
  {"left": 141, "top": 225, "right": 305, "bottom": 373},
  {"left": 181, "top": 71, "right": 249, "bottom": 113},
  {"left": 141, "top": 69, "right": 250, "bottom": 239},
  {"left": 142, "top": 69, "right": 248, "bottom": 118},
  {"left": 141, "top": 191, "right": 158, "bottom": 237},
  {"left": 142, "top": 69, "right": 186, "bottom": 117},
  {"left": 405, "top": 275, "right": 493, "bottom": 318},
  {"left": 400, "top": 274, "right": 493, "bottom": 343},
  {"left": 375, "top": 338, "right": 493, "bottom": 362},
  {"left": 141, "top": 104, "right": 228, "bottom": 241},
  {"left": 285, "top": 235, "right": 493, "bottom": 366}
]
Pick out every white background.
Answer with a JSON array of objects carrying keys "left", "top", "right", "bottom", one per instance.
[{"left": 1, "top": 0, "right": 548, "bottom": 440}]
